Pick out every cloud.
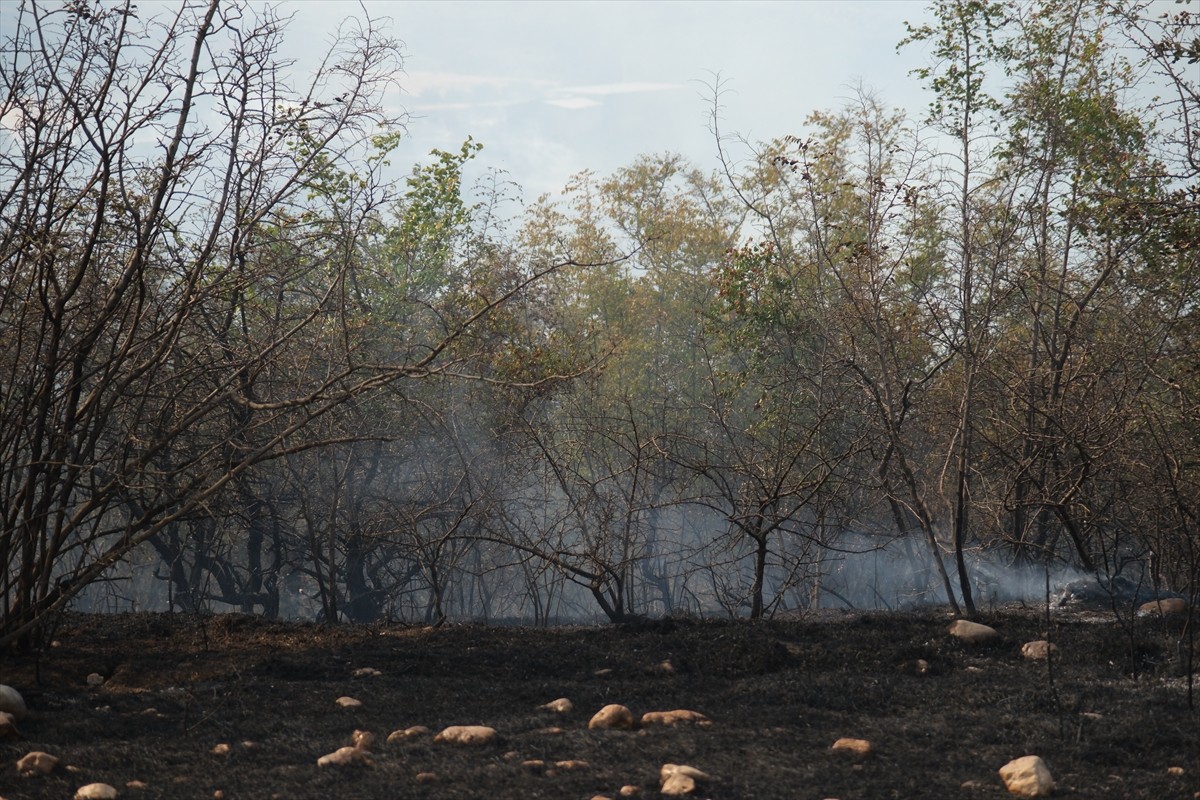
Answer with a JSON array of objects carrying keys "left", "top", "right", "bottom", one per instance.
[
  {"left": 563, "top": 82, "right": 684, "bottom": 96},
  {"left": 398, "top": 71, "right": 685, "bottom": 114},
  {"left": 545, "top": 97, "right": 602, "bottom": 111}
]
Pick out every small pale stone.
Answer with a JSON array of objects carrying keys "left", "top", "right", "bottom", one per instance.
[
  {"left": 522, "top": 759, "right": 546, "bottom": 771},
  {"left": 999, "top": 755, "right": 1055, "bottom": 797},
  {"left": 126, "top": 780, "right": 148, "bottom": 790},
  {"left": 240, "top": 741, "right": 259, "bottom": 750},
  {"left": 86, "top": 673, "right": 105, "bottom": 687},
  {"left": 1139, "top": 598, "right": 1188, "bottom": 616},
  {"left": 316, "top": 745, "right": 372, "bottom": 767},
  {"left": 539, "top": 697, "right": 573, "bottom": 713},
  {"left": 414, "top": 771, "right": 438, "bottom": 783},
  {"left": 591, "top": 796, "right": 613, "bottom": 800},
  {"left": 641, "top": 709, "right": 710, "bottom": 727},
  {"left": 16, "top": 751, "right": 59, "bottom": 776},
  {"left": 949, "top": 619, "right": 999, "bottom": 644},
  {"left": 74, "top": 784, "right": 119, "bottom": 800},
  {"left": 593, "top": 668, "right": 614, "bottom": 678},
  {"left": 433, "top": 725, "right": 497, "bottom": 745},
  {"left": 210, "top": 743, "right": 231, "bottom": 756},
  {"left": 646, "top": 659, "right": 675, "bottom": 675},
  {"left": 1168, "top": 766, "right": 1184, "bottom": 776},
  {"left": 1021, "top": 641, "right": 1058, "bottom": 660},
  {"left": 386, "top": 725, "right": 431, "bottom": 743},
  {"left": 619, "top": 786, "right": 641, "bottom": 797},
  {"left": 538, "top": 726, "right": 564, "bottom": 735},
  {"left": 831, "top": 737, "right": 873, "bottom": 757},
  {"left": 335, "top": 696, "right": 362, "bottom": 709},
  {"left": 0, "top": 710, "right": 18, "bottom": 739},
  {"left": 352, "top": 667, "right": 382, "bottom": 677},
  {"left": 555, "top": 759, "right": 589, "bottom": 770},
  {"left": 0, "top": 685, "right": 27, "bottom": 720},
  {"left": 588, "top": 703, "right": 635, "bottom": 730},
  {"left": 660, "top": 764, "right": 711, "bottom": 796},
  {"left": 351, "top": 730, "right": 375, "bottom": 750},
  {"left": 213, "top": 791, "right": 224, "bottom": 799}
]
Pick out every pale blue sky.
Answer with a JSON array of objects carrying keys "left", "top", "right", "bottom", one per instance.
[{"left": 286, "top": 0, "right": 934, "bottom": 202}]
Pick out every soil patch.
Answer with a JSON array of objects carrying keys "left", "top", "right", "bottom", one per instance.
[{"left": 2, "top": 606, "right": 1196, "bottom": 798}]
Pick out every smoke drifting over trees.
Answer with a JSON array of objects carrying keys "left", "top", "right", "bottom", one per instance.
[{"left": 2, "top": 0, "right": 1197, "bottom": 646}]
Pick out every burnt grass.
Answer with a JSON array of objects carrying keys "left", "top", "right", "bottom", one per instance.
[{"left": 2, "top": 606, "right": 1197, "bottom": 799}]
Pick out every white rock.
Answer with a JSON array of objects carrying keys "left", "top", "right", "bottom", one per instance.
[
  {"left": 539, "top": 697, "right": 573, "bottom": 713},
  {"left": 317, "top": 745, "right": 372, "bottom": 767},
  {"left": 335, "top": 696, "right": 362, "bottom": 709},
  {"left": 830, "top": 737, "right": 873, "bottom": 757},
  {"left": 641, "top": 709, "right": 710, "bottom": 727},
  {"left": 0, "top": 685, "right": 27, "bottom": 720},
  {"left": 16, "top": 750, "right": 59, "bottom": 776},
  {"left": 949, "top": 619, "right": 999, "bottom": 644},
  {"left": 74, "top": 784, "right": 119, "bottom": 800},
  {"left": 1138, "top": 597, "right": 1187, "bottom": 616},
  {"left": 386, "top": 725, "right": 431, "bottom": 743},
  {"left": 1021, "top": 641, "right": 1058, "bottom": 660},
  {"left": 433, "top": 725, "right": 497, "bottom": 745},
  {"left": 660, "top": 763, "right": 711, "bottom": 796},
  {"left": 352, "top": 667, "right": 382, "bottom": 677},
  {"left": 999, "top": 755, "right": 1055, "bottom": 797},
  {"left": 588, "top": 703, "right": 634, "bottom": 730}
]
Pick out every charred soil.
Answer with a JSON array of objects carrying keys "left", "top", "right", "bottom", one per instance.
[{"left": 1, "top": 606, "right": 1197, "bottom": 799}]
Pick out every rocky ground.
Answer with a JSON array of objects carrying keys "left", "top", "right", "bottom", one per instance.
[{"left": 1, "top": 604, "right": 1197, "bottom": 799}]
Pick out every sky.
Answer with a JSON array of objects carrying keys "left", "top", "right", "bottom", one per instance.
[{"left": 283, "top": 0, "right": 935, "bottom": 204}]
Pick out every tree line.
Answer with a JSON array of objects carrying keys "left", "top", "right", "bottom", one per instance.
[{"left": 2, "top": 0, "right": 1197, "bottom": 647}]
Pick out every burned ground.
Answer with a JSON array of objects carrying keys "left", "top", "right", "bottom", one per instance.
[{"left": 2, "top": 606, "right": 1197, "bottom": 799}]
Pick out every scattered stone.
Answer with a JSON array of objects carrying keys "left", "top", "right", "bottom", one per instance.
[
  {"left": 316, "top": 745, "right": 372, "bottom": 767},
  {"left": 86, "top": 673, "right": 105, "bottom": 687},
  {"left": 619, "top": 786, "right": 641, "bottom": 797},
  {"left": 1021, "top": 641, "right": 1059, "bottom": 661},
  {"left": 74, "top": 784, "right": 119, "bottom": 800},
  {"left": 539, "top": 697, "right": 573, "bottom": 713},
  {"left": 831, "top": 737, "right": 873, "bottom": 757},
  {"left": 591, "top": 796, "right": 613, "bottom": 800},
  {"left": 0, "top": 710, "right": 18, "bottom": 739},
  {"left": 555, "top": 759, "right": 589, "bottom": 770},
  {"left": 16, "top": 751, "right": 59, "bottom": 776},
  {"left": 213, "top": 791, "right": 225, "bottom": 799},
  {"left": 1168, "top": 766, "right": 1185, "bottom": 776},
  {"left": 1138, "top": 597, "right": 1188, "bottom": 616},
  {"left": 351, "top": 730, "right": 375, "bottom": 750},
  {"left": 645, "top": 659, "right": 676, "bottom": 675},
  {"left": 433, "top": 725, "right": 497, "bottom": 745},
  {"left": 1080, "top": 712, "right": 1103, "bottom": 721},
  {"left": 386, "top": 725, "right": 431, "bottom": 743},
  {"left": 335, "top": 696, "right": 362, "bottom": 709},
  {"left": 352, "top": 667, "right": 382, "bottom": 677},
  {"left": 126, "top": 780, "right": 148, "bottom": 790},
  {"left": 210, "top": 743, "right": 231, "bottom": 756},
  {"left": 999, "top": 755, "right": 1055, "bottom": 797},
  {"left": 0, "top": 685, "right": 27, "bottom": 720},
  {"left": 240, "top": 741, "right": 260, "bottom": 751},
  {"left": 660, "top": 763, "right": 711, "bottom": 796},
  {"left": 593, "top": 668, "right": 614, "bottom": 678},
  {"left": 414, "top": 771, "right": 438, "bottom": 783},
  {"left": 949, "top": 619, "right": 999, "bottom": 644},
  {"left": 897, "top": 658, "right": 932, "bottom": 676},
  {"left": 641, "top": 709, "right": 711, "bottom": 727},
  {"left": 521, "top": 759, "right": 546, "bottom": 771},
  {"left": 961, "top": 779, "right": 986, "bottom": 790},
  {"left": 588, "top": 703, "right": 635, "bottom": 730},
  {"left": 538, "top": 726, "right": 565, "bottom": 735}
]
